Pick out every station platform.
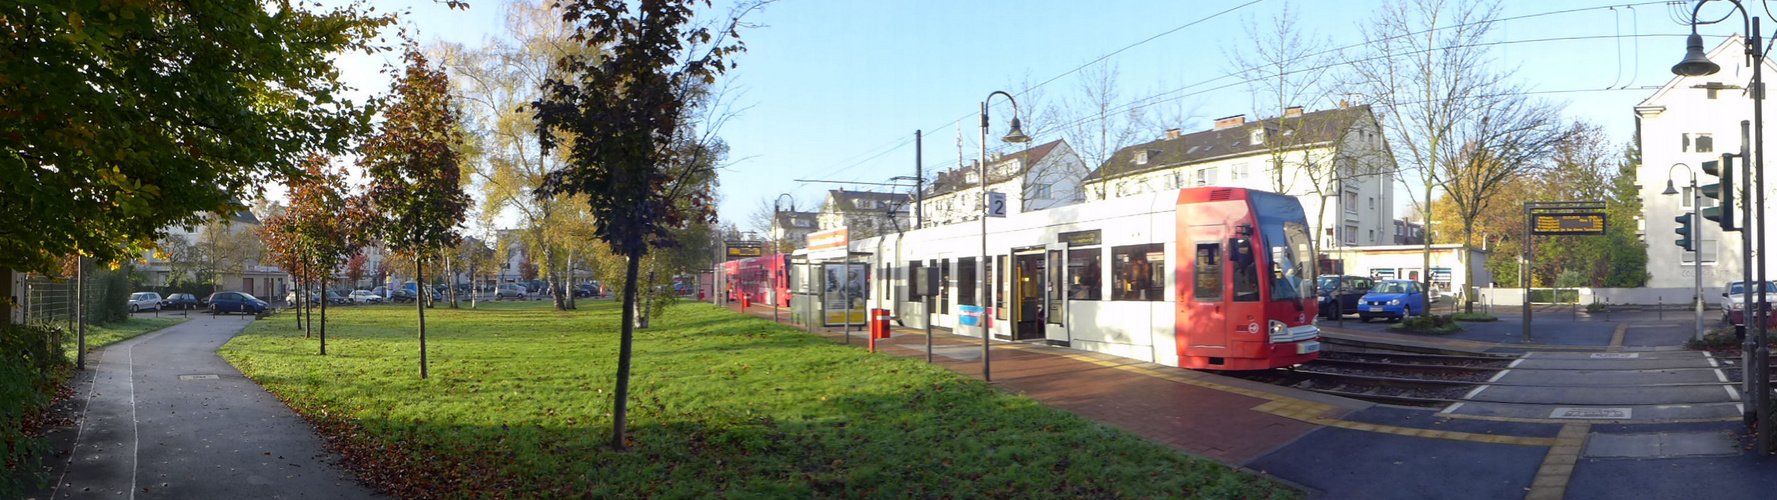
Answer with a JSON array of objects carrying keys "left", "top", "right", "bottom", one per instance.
[{"left": 723, "top": 301, "right": 1776, "bottom": 499}]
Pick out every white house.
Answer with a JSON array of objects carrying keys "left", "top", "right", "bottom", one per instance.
[
  {"left": 1081, "top": 105, "right": 1396, "bottom": 253},
  {"left": 1322, "top": 244, "right": 1491, "bottom": 296},
  {"left": 816, "top": 189, "right": 912, "bottom": 238},
  {"left": 919, "top": 139, "right": 1091, "bottom": 228},
  {"left": 137, "top": 210, "right": 290, "bottom": 299},
  {"left": 1636, "top": 35, "right": 1777, "bottom": 289}
]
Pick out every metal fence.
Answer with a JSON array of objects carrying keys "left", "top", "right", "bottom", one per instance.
[{"left": 21, "top": 274, "right": 84, "bottom": 336}]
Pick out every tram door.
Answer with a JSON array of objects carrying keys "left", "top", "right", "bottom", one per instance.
[
  {"left": 1013, "top": 251, "right": 1046, "bottom": 340},
  {"left": 1183, "top": 224, "right": 1228, "bottom": 349}
]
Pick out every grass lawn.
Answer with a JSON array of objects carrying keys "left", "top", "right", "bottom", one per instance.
[
  {"left": 64, "top": 317, "right": 189, "bottom": 360},
  {"left": 221, "top": 300, "right": 1300, "bottom": 499}
]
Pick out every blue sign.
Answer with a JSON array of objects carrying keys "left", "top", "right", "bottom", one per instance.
[{"left": 958, "top": 305, "right": 986, "bottom": 326}]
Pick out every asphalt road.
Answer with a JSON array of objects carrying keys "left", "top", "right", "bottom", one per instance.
[{"left": 27, "top": 314, "right": 380, "bottom": 500}]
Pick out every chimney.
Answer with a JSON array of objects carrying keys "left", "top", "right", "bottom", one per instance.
[
  {"left": 1339, "top": 100, "right": 1350, "bottom": 108},
  {"left": 1284, "top": 106, "right": 1303, "bottom": 118},
  {"left": 1165, "top": 128, "right": 1181, "bottom": 139},
  {"left": 1213, "top": 115, "right": 1246, "bottom": 130}
]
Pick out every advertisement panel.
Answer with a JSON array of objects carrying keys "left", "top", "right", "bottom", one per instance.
[
  {"left": 822, "top": 263, "right": 868, "bottom": 325},
  {"left": 808, "top": 228, "right": 849, "bottom": 260}
]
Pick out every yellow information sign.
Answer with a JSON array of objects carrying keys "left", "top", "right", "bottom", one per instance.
[{"left": 1531, "top": 212, "right": 1607, "bottom": 235}]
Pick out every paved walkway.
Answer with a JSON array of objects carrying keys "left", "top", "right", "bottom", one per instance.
[
  {"left": 728, "top": 302, "right": 1776, "bottom": 500},
  {"left": 26, "top": 314, "right": 377, "bottom": 500}
]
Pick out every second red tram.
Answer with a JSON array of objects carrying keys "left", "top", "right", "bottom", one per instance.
[{"left": 722, "top": 253, "right": 790, "bottom": 307}]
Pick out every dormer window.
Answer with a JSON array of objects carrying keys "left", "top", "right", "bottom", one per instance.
[
  {"left": 1135, "top": 150, "right": 1150, "bottom": 165},
  {"left": 1250, "top": 128, "right": 1265, "bottom": 145}
]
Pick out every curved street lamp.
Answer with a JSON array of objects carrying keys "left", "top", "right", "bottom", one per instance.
[
  {"left": 1661, "top": 163, "right": 1702, "bottom": 345},
  {"left": 979, "top": 90, "right": 1031, "bottom": 382},
  {"left": 1673, "top": 0, "right": 1768, "bottom": 452},
  {"left": 774, "top": 193, "right": 794, "bottom": 325}
]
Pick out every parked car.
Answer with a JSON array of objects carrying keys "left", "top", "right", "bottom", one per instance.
[
  {"left": 207, "top": 291, "right": 268, "bottom": 315},
  {"left": 573, "top": 283, "right": 596, "bottom": 298},
  {"left": 372, "top": 285, "right": 391, "bottom": 299},
  {"left": 160, "top": 293, "right": 201, "bottom": 310},
  {"left": 388, "top": 288, "right": 417, "bottom": 303},
  {"left": 496, "top": 284, "right": 528, "bottom": 300},
  {"left": 1316, "top": 275, "right": 1373, "bottom": 319},
  {"left": 128, "top": 292, "right": 163, "bottom": 313},
  {"left": 1720, "top": 281, "right": 1777, "bottom": 326},
  {"left": 325, "top": 290, "right": 350, "bottom": 305},
  {"left": 1357, "top": 280, "right": 1429, "bottom": 323},
  {"left": 348, "top": 290, "right": 384, "bottom": 305}
]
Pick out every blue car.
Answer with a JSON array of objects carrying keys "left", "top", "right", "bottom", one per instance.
[
  {"left": 1357, "top": 280, "right": 1429, "bottom": 323},
  {"left": 206, "top": 291, "right": 268, "bottom": 315}
]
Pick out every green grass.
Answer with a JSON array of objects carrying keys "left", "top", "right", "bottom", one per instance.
[
  {"left": 221, "top": 300, "right": 1300, "bottom": 499},
  {"left": 64, "top": 317, "right": 189, "bottom": 360}
]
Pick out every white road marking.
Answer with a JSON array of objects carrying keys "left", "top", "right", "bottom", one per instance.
[
  {"left": 1709, "top": 357, "right": 1720, "bottom": 368},
  {"left": 1726, "top": 385, "right": 1742, "bottom": 402},
  {"left": 1716, "top": 369, "right": 1729, "bottom": 383},
  {"left": 1464, "top": 385, "right": 1490, "bottom": 400},
  {"left": 1488, "top": 369, "right": 1511, "bottom": 383},
  {"left": 128, "top": 339, "right": 140, "bottom": 500},
  {"left": 1440, "top": 402, "right": 1466, "bottom": 414},
  {"left": 1509, "top": 358, "right": 1524, "bottom": 368}
]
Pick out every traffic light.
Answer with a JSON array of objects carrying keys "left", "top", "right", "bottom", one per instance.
[
  {"left": 1701, "top": 154, "right": 1738, "bottom": 231},
  {"left": 1675, "top": 213, "right": 1696, "bottom": 251}
]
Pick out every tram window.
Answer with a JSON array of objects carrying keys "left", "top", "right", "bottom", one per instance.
[
  {"left": 1068, "top": 249, "right": 1102, "bottom": 300},
  {"left": 909, "top": 261, "right": 925, "bottom": 299},
  {"left": 994, "top": 255, "right": 1007, "bottom": 321},
  {"left": 1113, "top": 244, "right": 1165, "bottom": 301},
  {"left": 1048, "top": 250, "right": 1065, "bottom": 324},
  {"left": 1232, "top": 238, "right": 1260, "bottom": 302},
  {"left": 940, "top": 260, "right": 950, "bottom": 310},
  {"left": 1192, "top": 243, "right": 1221, "bottom": 301},
  {"left": 958, "top": 258, "right": 978, "bottom": 306}
]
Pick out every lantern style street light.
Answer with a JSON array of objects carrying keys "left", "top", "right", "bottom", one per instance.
[
  {"left": 1673, "top": 0, "right": 1769, "bottom": 454},
  {"left": 978, "top": 91, "right": 1030, "bottom": 382}
]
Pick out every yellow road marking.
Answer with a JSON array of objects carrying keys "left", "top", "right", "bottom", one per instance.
[
  {"left": 1524, "top": 423, "right": 1590, "bottom": 500},
  {"left": 1607, "top": 323, "right": 1628, "bottom": 352}
]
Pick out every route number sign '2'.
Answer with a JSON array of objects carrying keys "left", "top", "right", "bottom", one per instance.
[
  {"left": 986, "top": 192, "right": 1007, "bottom": 218},
  {"left": 1530, "top": 212, "right": 1607, "bottom": 235}
]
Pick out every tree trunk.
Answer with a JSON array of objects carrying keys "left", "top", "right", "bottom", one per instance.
[
  {"left": 550, "top": 247, "right": 567, "bottom": 311},
  {"left": 2, "top": 265, "right": 12, "bottom": 326},
  {"left": 320, "top": 275, "right": 328, "bottom": 356},
  {"left": 1462, "top": 223, "right": 1476, "bottom": 314},
  {"left": 612, "top": 252, "right": 642, "bottom": 451},
  {"left": 417, "top": 256, "right": 428, "bottom": 379},
  {"left": 1422, "top": 189, "right": 1434, "bottom": 311},
  {"left": 293, "top": 266, "right": 303, "bottom": 331},
  {"left": 304, "top": 264, "right": 314, "bottom": 339},
  {"left": 640, "top": 266, "right": 657, "bottom": 329}
]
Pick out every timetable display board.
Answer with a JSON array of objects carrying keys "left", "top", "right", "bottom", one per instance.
[{"left": 1530, "top": 212, "right": 1606, "bottom": 235}]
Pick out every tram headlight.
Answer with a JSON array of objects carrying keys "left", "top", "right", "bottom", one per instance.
[
  {"left": 1733, "top": 302, "right": 1745, "bottom": 311},
  {"left": 1269, "top": 320, "right": 1287, "bottom": 338},
  {"left": 1387, "top": 299, "right": 1401, "bottom": 306}
]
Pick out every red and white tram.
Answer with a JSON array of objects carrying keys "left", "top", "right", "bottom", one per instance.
[
  {"left": 721, "top": 253, "right": 790, "bottom": 307},
  {"left": 828, "top": 186, "right": 1319, "bottom": 370}
]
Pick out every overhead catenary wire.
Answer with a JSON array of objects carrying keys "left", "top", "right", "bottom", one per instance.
[{"left": 792, "top": 1, "right": 1679, "bottom": 189}]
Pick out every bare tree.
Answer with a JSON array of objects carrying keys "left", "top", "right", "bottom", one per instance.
[
  {"left": 1347, "top": 0, "right": 1504, "bottom": 296},
  {"left": 1440, "top": 96, "right": 1572, "bottom": 311},
  {"left": 1058, "top": 61, "right": 1149, "bottom": 200}
]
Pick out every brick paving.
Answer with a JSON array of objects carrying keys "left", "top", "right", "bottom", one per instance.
[{"left": 727, "top": 302, "right": 1322, "bottom": 465}]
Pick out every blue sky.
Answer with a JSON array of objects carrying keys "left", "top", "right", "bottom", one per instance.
[{"left": 339, "top": 0, "right": 1721, "bottom": 235}]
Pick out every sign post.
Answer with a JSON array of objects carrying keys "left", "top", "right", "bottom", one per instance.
[{"left": 1522, "top": 201, "right": 1608, "bottom": 343}]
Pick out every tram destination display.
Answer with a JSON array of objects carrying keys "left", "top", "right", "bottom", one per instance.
[{"left": 1530, "top": 212, "right": 1606, "bottom": 236}]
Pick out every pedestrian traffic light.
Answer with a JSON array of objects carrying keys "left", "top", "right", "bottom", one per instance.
[
  {"left": 1701, "top": 154, "right": 1738, "bottom": 231},
  {"left": 1675, "top": 213, "right": 1696, "bottom": 251}
]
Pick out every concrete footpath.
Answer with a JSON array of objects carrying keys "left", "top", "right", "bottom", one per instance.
[
  {"left": 25, "top": 314, "right": 378, "bottom": 500},
  {"left": 732, "top": 303, "right": 1777, "bottom": 500}
]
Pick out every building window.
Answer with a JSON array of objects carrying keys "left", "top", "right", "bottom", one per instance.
[
  {"left": 1344, "top": 224, "right": 1359, "bottom": 245},
  {"left": 1232, "top": 162, "right": 1250, "bottom": 181},
  {"left": 1696, "top": 133, "right": 1714, "bottom": 153},
  {"left": 1112, "top": 244, "right": 1165, "bottom": 301},
  {"left": 1135, "top": 150, "right": 1150, "bottom": 165},
  {"left": 1068, "top": 248, "right": 1103, "bottom": 300},
  {"left": 1368, "top": 197, "right": 1375, "bottom": 210},
  {"left": 1368, "top": 229, "right": 1376, "bottom": 243},
  {"left": 1681, "top": 238, "right": 1719, "bottom": 265},
  {"left": 1681, "top": 187, "right": 1720, "bottom": 210},
  {"left": 1344, "top": 190, "right": 1359, "bottom": 213},
  {"left": 1708, "top": 83, "right": 1721, "bottom": 99},
  {"left": 1250, "top": 129, "right": 1265, "bottom": 145},
  {"left": 1682, "top": 133, "right": 1691, "bottom": 152},
  {"left": 1029, "top": 183, "right": 1052, "bottom": 200},
  {"left": 1194, "top": 167, "right": 1217, "bottom": 187}
]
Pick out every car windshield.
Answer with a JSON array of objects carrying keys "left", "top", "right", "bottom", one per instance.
[
  {"left": 1317, "top": 276, "right": 1340, "bottom": 292},
  {"left": 238, "top": 293, "right": 260, "bottom": 301},
  {"left": 1372, "top": 282, "right": 1410, "bottom": 294},
  {"left": 1728, "top": 282, "right": 1777, "bottom": 294}
]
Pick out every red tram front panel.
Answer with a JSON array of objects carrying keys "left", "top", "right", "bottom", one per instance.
[{"left": 1175, "top": 188, "right": 1319, "bottom": 370}]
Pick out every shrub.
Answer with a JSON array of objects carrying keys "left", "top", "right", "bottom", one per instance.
[
  {"left": 1451, "top": 313, "right": 1498, "bottom": 322},
  {"left": 1585, "top": 302, "right": 1609, "bottom": 313},
  {"left": 1685, "top": 328, "right": 1741, "bottom": 351},
  {"left": 1392, "top": 314, "right": 1463, "bottom": 334},
  {"left": 1, "top": 323, "right": 72, "bottom": 497}
]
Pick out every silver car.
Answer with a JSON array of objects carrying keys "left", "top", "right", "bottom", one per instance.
[
  {"left": 128, "top": 292, "right": 163, "bottom": 313},
  {"left": 495, "top": 284, "right": 527, "bottom": 300}
]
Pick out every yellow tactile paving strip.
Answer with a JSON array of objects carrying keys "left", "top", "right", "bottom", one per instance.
[
  {"left": 985, "top": 341, "right": 1560, "bottom": 447},
  {"left": 1524, "top": 423, "right": 1591, "bottom": 500},
  {"left": 1607, "top": 322, "right": 1629, "bottom": 352}
]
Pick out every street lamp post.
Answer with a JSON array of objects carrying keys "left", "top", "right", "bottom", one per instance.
[
  {"left": 979, "top": 91, "right": 1032, "bottom": 383},
  {"left": 774, "top": 193, "right": 794, "bottom": 325},
  {"left": 1674, "top": 0, "right": 1769, "bottom": 454},
  {"left": 1661, "top": 164, "right": 1703, "bottom": 344}
]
